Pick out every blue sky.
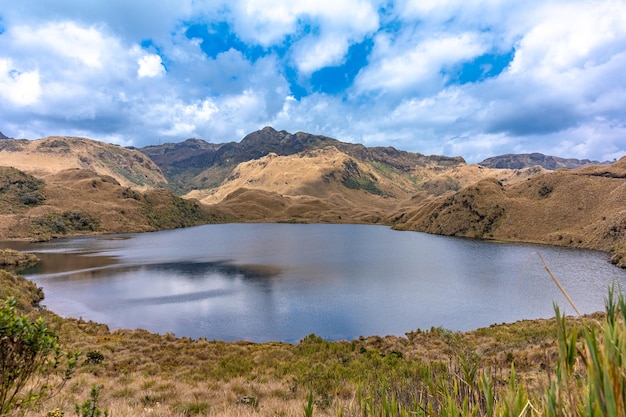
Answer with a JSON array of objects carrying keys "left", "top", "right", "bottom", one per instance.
[{"left": 0, "top": 0, "right": 625, "bottom": 163}]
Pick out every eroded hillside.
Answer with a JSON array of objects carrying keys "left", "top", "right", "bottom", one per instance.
[
  {"left": 1, "top": 131, "right": 624, "bottom": 267},
  {"left": 182, "top": 141, "right": 549, "bottom": 226},
  {"left": 141, "top": 126, "right": 467, "bottom": 194}
]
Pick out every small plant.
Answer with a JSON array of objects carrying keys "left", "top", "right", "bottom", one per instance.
[
  {"left": 85, "top": 350, "right": 104, "bottom": 365},
  {"left": 539, "top": 185, "right": 553, "bottom": 197},
  {"left": 172, "top": 401, "right": 210, "bottom": 416},
  {"left": 0, "top": 297, "right": 78, "bottom": 415},
  {"left": 303, "top": 393, "right": 313, "bottom": 417},
  {"left": 75, "top": 385, "right": 109, "bottom": 417}
]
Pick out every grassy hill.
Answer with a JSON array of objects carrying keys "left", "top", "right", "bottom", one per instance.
[
  {"left": 2, "top": 131, "right": 624, "bottom": 266},
  {"left": 393, "top": 157, "right": 626, "bottom": 267},
  {"left": 0, "top": 136, "right": 168, "bottom": 190},
  {"left": 0, "top": 166, "right": 231, "bottom": 241},
  {"left": 140, "top": 126, "right": 466, "bottom": 195},
  {"left": 2, "top": 131, "right": 626, "bottom": 415}
]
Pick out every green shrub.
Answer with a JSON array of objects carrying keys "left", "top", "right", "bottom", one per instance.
[
  {"left": 75, "top": 385, "right": 108, "bottom": 417},
  {"left": 0, "top": 297, "right": 78, "bottom": 415},
  {"left": 85, "top": 350, "right": 104, "bottom": 365},
  {"left": 172, "top": 401, "right": 210, "bottom": 416}
]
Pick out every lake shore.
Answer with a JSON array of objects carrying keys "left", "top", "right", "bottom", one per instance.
[{"left": 1, "top": 258, "right": 608, "bottom": 416}]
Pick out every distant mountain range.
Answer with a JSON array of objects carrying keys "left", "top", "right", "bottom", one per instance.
[
  {"left": 0, "top": 131, "right": 10, "bottom": 139},
  {"left": 478, "top": 153, "right": 604, "bottom": 170}
]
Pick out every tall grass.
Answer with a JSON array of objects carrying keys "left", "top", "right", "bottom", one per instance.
[
  {"left": 319, "top": 285, "right": 626, "bottom": 417},
  {"left": 3, "top": 264, "right": 625, "bottom": 417}
]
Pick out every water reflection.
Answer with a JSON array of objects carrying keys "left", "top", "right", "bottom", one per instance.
[
  {"left": 7, "top": 224, "right": 626, "bottom": 342},
  {"left": 33, "top": 260, "right": 281, "bottom": 283}
]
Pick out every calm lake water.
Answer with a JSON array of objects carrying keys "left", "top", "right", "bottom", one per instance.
[{"left": 9, "top": 223, "right": 626, "bottom": 342}]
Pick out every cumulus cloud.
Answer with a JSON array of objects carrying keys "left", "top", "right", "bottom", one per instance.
[
  {"left": 0, "top": 0, "right": 624, "bottom": 163},
  {"left": 0, "top": 59, "right": 41, "bottom": 106},
  {"left": 137, "top": 54, "right": 165, "bottom": 78},
  {"left": 355, "top": 32, "right": 487, "bottom": 94}
]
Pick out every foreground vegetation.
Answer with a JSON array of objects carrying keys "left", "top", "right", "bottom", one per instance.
[{"left": 1, "top": 251, "right": 625, "bottom": 416}]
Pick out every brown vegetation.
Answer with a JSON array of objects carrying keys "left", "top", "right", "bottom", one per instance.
[
  {"left": 2, "top": 132, "right": 625, "bottom": 267},
  {"left": 1, "top": 268, "right": 601, "bottom": 417},
  {"left": 0, "top": 166, "right": 230, "bottom": 241},
  {"left": 393, "top": 157, "right": 626, "bottom": 267}
]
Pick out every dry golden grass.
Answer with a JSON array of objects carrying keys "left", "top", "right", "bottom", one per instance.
[
  {"left": 0, "top": 263, "right": 607, "bottom": 417},
  {"left": 0, "top": 167, "right": 230, "bottom": 241},
  {"left": 0, "top": 136, "right": 167, "bottom": 190},
  {"left": 394, "top": 158, "right": 626, "bottom": 266}
]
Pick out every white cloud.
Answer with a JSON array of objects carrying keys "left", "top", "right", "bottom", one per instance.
[
  {"left": 232, "top": 0, "right": 379, "bottom": 46},
  {"left": 137, "top": 54, "right": 165, "bottom": 78},
  {"left": 0, "top": 0, "right": 624, "bottom": 164},
  {"left": 292, "top": 35, "right": 350, "bottom": 74},
  {"left": 10, "top": 21, "right": 114, "bottom": 68},
  {"left": 355, "top": 32, "right": 486, "bottom": 94},
  {"left": 155, "top": 98, "right": 219, "bottom": 137},
  {"left": 0, "top": 59, "right": 41, "bottom": 106},
  {"left": 510, "top": 2, "right": 626, "bottom": 78},
  {"left": 229, "top": 0, "right": 380, "bottom": 74}
]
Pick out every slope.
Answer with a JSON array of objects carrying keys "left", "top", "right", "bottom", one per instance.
[
  {"left": 0, "top": 166, "right": 230, "bottom": 241},
  {"left": 393, "top": 157, "right": 626, "bottom": 266},
  {"left": 0, "top": 136, "right": 168, "bottom": 190},
  {"left": 141, "top": 126, "right": 466, "bottom": 194}
]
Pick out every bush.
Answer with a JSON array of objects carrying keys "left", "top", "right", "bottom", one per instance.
[
  {"left": 0, "top": 297, "right": 78, "bottom": 415},
  {"left": 75, "top": 385, "right": 109, "bottom": 417},
  {"left": 85, "top": 350, "right": 104, "bottom": 365}
]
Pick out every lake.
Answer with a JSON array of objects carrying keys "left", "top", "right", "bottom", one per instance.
[{"left": 10, "top": 223, "right": 626, "bottom": 342}]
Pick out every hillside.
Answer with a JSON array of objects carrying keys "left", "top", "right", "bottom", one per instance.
[
  {"left": 185, "top": 145, "right": 549, "bottom": 225},
  {"left": 141, "top": 126, "right": 465, "bottom": 194},
  {"left": 393, "top": 157, "right": 626, "bottom": 266},
  {"left": 0, "top": 136, "right": 168, "bottom": 190},
  {"left": 0, "top": 130, "right": 624, "bottom": 268},
  {"left": 186, "top": 147, "right": 403, "bottom": 224},
  {"left": 0, "top": 166, "right": 230, "bottom": 241}
]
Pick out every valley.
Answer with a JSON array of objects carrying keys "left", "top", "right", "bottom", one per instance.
[{"left": 2, "top": 126, "right": 623, "bottom": 266}]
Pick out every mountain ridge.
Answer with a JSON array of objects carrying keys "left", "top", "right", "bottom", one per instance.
[
  {"left": 479, "top": 152, "right": 604, "bottom": 170},
  {"left": 1, "top": 129, "right": 624, "bottom": 268},
  {"left": 140, "top": 126, "right": 466, "bottom": 194},
  {"left": 0, "top": 136, "right": 168, "bottom": 190}
]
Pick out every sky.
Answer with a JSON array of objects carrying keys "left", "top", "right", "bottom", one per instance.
[{"left": 1, "top": 1, "right": 625, "bottom": 163}]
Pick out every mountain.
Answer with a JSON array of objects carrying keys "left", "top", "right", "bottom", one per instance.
[
  {"left": 0, "top": 132, "right": 9, "bottom": 139},
  {"left": 0, "top": 136, "right": 168, "bottom": 189},
  {"left": 2, "top": 129, "right": 624, "bottom": 268},
  {"left": 392, "top": 157, "right": 626, "bottom": 267},
  {"left": 185, "top": 146, "right": 407, "bottom": 224},
  {"left": 140, "top": 126, "right": 465, "bottom": 194},
  {"left": 479, "top": 153, "right": 603, "bottom": 170}
]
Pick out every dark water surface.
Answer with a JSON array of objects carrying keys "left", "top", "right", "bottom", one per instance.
[{"left": 8, "top": 223, "right": 626, "bottom": 342}]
